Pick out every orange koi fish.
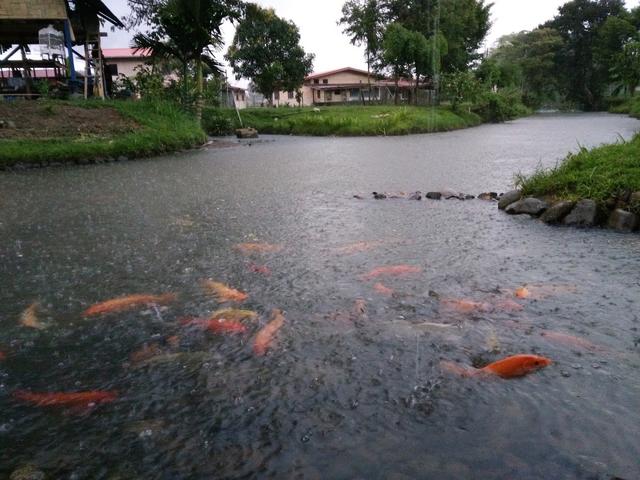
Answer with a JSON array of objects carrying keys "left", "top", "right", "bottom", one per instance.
[
  {"left": 440, "top": 298, "right": 492, "bottom": 314},
  {"left": 493, "top": 299, "right": 525, "bottom": 312},
  {"left": 180, "top": 317, "right": 247, "bottom": 334},
  {"left": 234, "top": 242, "right": 283, "bottom": 255},
  {"left": 335, "top": 241, "right": 384, "bottom": 255},
  {"left": 83, "top": 293, "right": 176, "bottom": 317},
  {"left": 248, "top": 263, "right": 271, "bottom": 276},
  {"left": 13, "top": 390, "right": 118, "bottom": 408},
  {"left": 211, "top": 308, "right": 258, "bottom": 321},
  {"left": 540, "top": 331, "right": 601, "bottom": 351},
  {"left": 253, "top": 309, "right": 285, "bottom": 356},
  {"left": 514, "top": 287, "right": 530, "bottom": 299},
  {"left": 362, "top": 265, "right": 421, "bottom": 280},
  {"left": 441, "top": 354, "right": 552, "bottom": 379},
  {"left": 515, "top": 284, "right": 577, "bottom": 300},
  {"left": 20, "top": 302, "right": 45, "bottom": 330},
  {"left": 200, "top": 280, "right": 248, "bottom": 303},
  {"left": 373, "top": 282, "right": 394, "bottom": 296}
]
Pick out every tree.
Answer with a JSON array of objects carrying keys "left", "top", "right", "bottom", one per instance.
[
  {"left": 133, "top": 0, "right": 241, "bottom": 121},
  {"left": 478, "top": 28, "right": 565, "bottom": 107},
  {"left": 382, "top": 23, "right": 415, "bottom": 104},
  {"left": 382, "top": 0, "right": 492, "bottom": 72},
  {"left": 226, "top": 4, "right": 314, "bottom": 105},
  {"left": 544, "top": 0, "right": 626, "bottom": 109},
  {"left": 612, "top": 40, "right": 640, "bottom": 96},
  {"left": 339, "top": 0, "right": 384, "bottom": 104}
]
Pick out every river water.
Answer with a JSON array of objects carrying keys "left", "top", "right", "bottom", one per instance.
[{"left": 1, "top": 113, "right": 639, "bottom": 479}]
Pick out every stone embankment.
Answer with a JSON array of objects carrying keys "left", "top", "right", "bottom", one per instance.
[{"left": 499, "top": 190, "right": 640, "bottom": 232}]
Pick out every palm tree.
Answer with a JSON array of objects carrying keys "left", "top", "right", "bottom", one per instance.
[{"left": 133, "top": 0, "right": 241, "bottom": 122}]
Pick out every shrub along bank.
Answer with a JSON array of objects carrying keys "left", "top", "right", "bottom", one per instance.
[
  {"left": 509, "top": 133, "right": 640, "bottom": 231},
  {"left": 203, "top": 105, "right": 483, "bottom": 137},
  {"left": 0, "top": 100, "right": 206, "bottom": 168}
]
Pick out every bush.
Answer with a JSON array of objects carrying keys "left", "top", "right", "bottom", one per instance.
[
  {"left": 202, "top": 108, "right": 234, "bottom": 136},
  {"left": 472, "top": 89, "right": 531, "bottom": 123}
]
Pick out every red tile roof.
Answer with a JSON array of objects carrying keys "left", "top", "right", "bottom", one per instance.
[{"left": 102, "top": 48, "right": 151, "bottom": 59}]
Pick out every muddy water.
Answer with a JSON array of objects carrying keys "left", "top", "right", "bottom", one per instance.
[{"left": 1, "top": 113, "right": 639, "bottom": 479}]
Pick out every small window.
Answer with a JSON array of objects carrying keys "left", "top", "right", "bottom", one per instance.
[
  {"left": 288, "top": 91, "right": 294, "bottom": 99},
  {"left": 322, "top": 79, "right": 328, "bottom": 84},
  {"left": 314, "top": 79, "right": 319, "bottom": 84},
  {"left": 350, "top": 88, "right": 360, "bottom": 98},
  {"left": 334, "top": 90, "right": 341, "bottom": 95}
]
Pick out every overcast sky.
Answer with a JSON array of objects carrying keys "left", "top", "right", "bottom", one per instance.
[{"left": 103, "top": 0, "right": 640, "bottom": 84}]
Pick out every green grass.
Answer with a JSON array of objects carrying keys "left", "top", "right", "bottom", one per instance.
[
  {"left": 0, "top": 100, "right": 206, "bottom": 167},
  {"left": 608, "top": 96, "right": 640, "bottom": 118},
  {"left": 516, "top": 133, "right": 640, "bottom": 203},
  {"left": 203, "top": 105, "right": 482, "bottom": 137}
]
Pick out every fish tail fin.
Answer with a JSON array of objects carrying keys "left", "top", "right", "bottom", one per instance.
[{"left": 440, "top": 361, "right": 475, "bottom": 378}]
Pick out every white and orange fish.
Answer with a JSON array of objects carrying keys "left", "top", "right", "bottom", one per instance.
[
  {"left": 20, "top": 302, "right": 45, "bottom": 329},
  {"left": 200, "top": 280, "right": 248, "bottom": 303},
  {"left": 83, "top": 293, "right": 176, "bottom": 317},
  {"left": 253, "top": 309, "right": 285, "bottom": 356},
  {"left": 540, "top": 330, "right": 603, "bottom": 352},
  {"left": 211, "top": 308, "right": 258, "bottom": 322}
]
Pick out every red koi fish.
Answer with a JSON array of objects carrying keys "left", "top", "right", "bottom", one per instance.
[
  {"left": 0, "top": 351, "right": 6, "bottom": 361},
  {"left": 440, "top": 298, "right": 492, "bottom": 314},
  {"left": 540, "top": 331, "right": 602, "bottom": 351},
  {"left": 248, "top": 263, "right": 271, "bottom": 276},
  {"left": 234, "top": 242, "right": 283, "bottom": 255},
  {"left": 253, "top": 309, "right": 285, "bottom": 356},
  {"left": 180, "top": 317, "right": 247, "bottom": 334},
  {"left": 200, "top": 280, "right": 248, "bottom": 303},
  {"left": 441, "top": 354, "right": 552, "bottom": 379},
  {"left": 83, "top": 293, "right": 176, "bottom": 317},
  {"left": 362, "top": 265, "right": 421, "bottom": 281},
  {"left": 13, "top": 390, "right": 118, "bottom": 409},
  {"left": 373, "top": 282, "right": 394, "bottom": 296}
]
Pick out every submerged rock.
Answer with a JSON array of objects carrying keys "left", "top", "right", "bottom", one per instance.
[
  {"left": 540, "top": 201, "right": 576, "bottom": 224},
  {"left": 505, "top": 197, "right": 548, "bottom": 216},
  {"left": 236, "top": 127, "right": 258, "bottom": 139},
  {"left": 563, "top": 199, "right": 599, "bottom": 227},
  {"left": 498, "top": 190, "right": 522, "bottom": 210},
  {"left": 477, "top": 192, "right": 498, "bottom": 201},
  {"left": 372, "top": 192, "right": 387, "bottom": 200},
  {"left": 426, "top": 192, "right": 442, "bottom": 200},
  {"left": 10, "top": 465, "right": 45, "bottom": 480},
  {"left": 408, "top": 191, "right": 422, "bottom": 201},
  {"left": 607, "top": 209, "right": 638, "bottom": 232}
]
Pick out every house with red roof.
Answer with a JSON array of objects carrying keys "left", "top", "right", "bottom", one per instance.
[
  {"left": 272, "top": 67, "right": 414, "bottom": 107},
  {"left": 103, "top": 48, "right": 153, "bottom": 81}
]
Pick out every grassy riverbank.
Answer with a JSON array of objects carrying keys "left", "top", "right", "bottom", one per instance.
[
  {"left": 0, "top": 100, "right": 206, "bottom": 168},
  {"left": 516, "top": 132, "right": 640, "bottom": 203},
  {"left": 608, "top": 96, "right": 640, "bottom": 118},
  {"left": 203, "top": 105, "right": 483, "bottom": 137}
]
